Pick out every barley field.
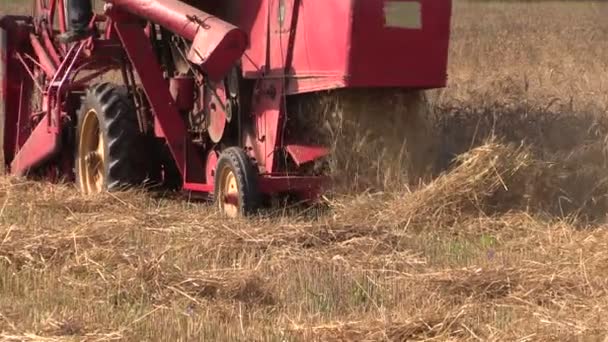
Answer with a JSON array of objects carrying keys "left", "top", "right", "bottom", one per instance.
[{"left": 1, "top": 1, "right": 608, "bottom": 341}]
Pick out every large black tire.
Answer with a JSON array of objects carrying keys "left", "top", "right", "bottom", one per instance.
[
  {"left": 214, "top": 147, "right": 260, "bottom": 217},
  {"left": 75, "top": 82, "right": 146, "bottom": 193}
]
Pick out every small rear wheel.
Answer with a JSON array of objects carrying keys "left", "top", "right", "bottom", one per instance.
[
  {"left": 75, "top": 82, "right": 146, "bottom": 194},
  {"left": 214, "top": 147, "right": 260, "bottom": 218}
]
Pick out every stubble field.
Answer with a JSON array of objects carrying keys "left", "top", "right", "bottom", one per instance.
[{"left": 1, "top": 1, "right": 608, "bottom": 341}]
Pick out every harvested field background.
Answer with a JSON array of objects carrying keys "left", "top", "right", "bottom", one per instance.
[{"left": 2, "top": 0, "right": 608, "bottom": 341}]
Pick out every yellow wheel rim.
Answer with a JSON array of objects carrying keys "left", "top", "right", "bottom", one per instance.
[
  {"left": 218, "top": 166, "right": 240, "bottom": 218},
  {"left": 77, "top": 109, "right": 105, "bottom": 194}
]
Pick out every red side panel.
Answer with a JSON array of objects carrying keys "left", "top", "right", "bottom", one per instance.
[
  {"left": 285, "top": 145, "right": 329, "bottom": 167},
  {"left": 226, "top": 0, "right": 451, "bottom": 93},
  {"left": 233, "top": 0, "right": 267, "bottom": 77},
  {"left": 0, "top": 18, "right": 33, "bottom": 171},
  {"left": 267, "top": 0, "right": 353, "bottom": 93},
  {"left": 349, "top": 0, "right": 452, "bottom": 88},
  {"left": 10, "top": 115, "right": 60, "bottom": 176},
  {"left": 236, "top": 0, "right": 352, "bottom": 93}
]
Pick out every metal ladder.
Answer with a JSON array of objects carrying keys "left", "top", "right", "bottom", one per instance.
[{"left": 46, "top": 40, "right": 87, "bottom": 132}]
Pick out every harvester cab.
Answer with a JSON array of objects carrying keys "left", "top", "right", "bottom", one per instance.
[{"left": 0, "top": 0, "right": 452, "bottom": 217}]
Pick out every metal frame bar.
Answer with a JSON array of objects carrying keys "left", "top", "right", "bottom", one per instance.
[
  {"left": 113, "top": 20, "right": 205, "bottom": 184},
  {"left": 15, "top": 53, "right": 44, "bottom": 94}
]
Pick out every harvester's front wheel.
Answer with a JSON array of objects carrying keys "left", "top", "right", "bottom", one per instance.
[
  {"left": 75, "top": 83, "right": 146, "bottom": 194},
  {"left": 214, "top": 147, "right": 260, "bottom": 218}
]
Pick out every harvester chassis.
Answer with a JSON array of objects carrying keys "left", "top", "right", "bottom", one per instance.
[
  {"left": 0, "top": 1, "right": 328, "bottom": 217},
  {"left": 0, "top": 0, "right": 452, "bottom": 217}
]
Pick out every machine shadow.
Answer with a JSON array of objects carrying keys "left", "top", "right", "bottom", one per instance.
[
  {"left": 434, "top": 105, "right": 608, "bottom": 171},
  {"left": 432, "top": 104, "right": 608, "bottom": 224}
]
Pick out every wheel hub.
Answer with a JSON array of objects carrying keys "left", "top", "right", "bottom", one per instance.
[
  {"left": 220, "top": 169, "right": 240, "bottom": 218},
  {"left": 77, "top": 109, "right": 106, "bottom": 194},
  {"left": 214, "top": 147, "right": 260, "bottom": 218},
  {"left": 205, "top": 149, "right": 219, "bottom": 188}
]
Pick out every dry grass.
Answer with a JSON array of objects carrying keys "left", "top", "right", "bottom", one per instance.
[
  {"left": 287, "top": 88, "right": 438, "bottom": 192},
  {"left": 3, "top": 0, "right": 608, "bottom": 341}
]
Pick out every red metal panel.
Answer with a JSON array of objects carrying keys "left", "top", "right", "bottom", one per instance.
[
  {"left": 285, "top": 144, "right": 329, "bottom": 167},
  {"left": 10, "top": 114, "right": 61, "bottom": 176},
  {"left": 113, "top": 21, "right": 204, "bottom": 183},
  {"left": 0, "top": 18, "right": 32, "bottom": 170},
  {"left": 230, "top": 0, "right": 267, "bottom": 78},
  {"left": 349, "top": 0, "right": 452, "bottom": 88},
  {"left": 183, "top": 182, "right": 213, "bottom": 192},
  {"left": 267, "top": 0, "right": 352, "bottom": 93},
  {"left": 228, "top": 0, "right": 451, "bottom": 92},
  {"left": 245, "top": 78, "right": 284, "bottom": 174},
  {"left": 235, "top": 0, "right": 352, "bottom": 92},
  {"left": 0, "top": 23, "right": 15, "bottom": 168}
]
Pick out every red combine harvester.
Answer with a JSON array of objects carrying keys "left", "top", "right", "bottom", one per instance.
[{"left": 0, "top": 0, "right": 452, "bottom": 217}]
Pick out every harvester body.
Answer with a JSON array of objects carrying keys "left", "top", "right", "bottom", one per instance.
[
  {"left": 0, "top": 0, "right": 452, "bottom": 216},
  {"left": 234, "top": 0, "right": 451, "bottom": 92}
]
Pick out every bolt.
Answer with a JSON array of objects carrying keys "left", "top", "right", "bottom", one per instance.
[{"left": 266, "top": 85, "right": 277, "bottom": 99}]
